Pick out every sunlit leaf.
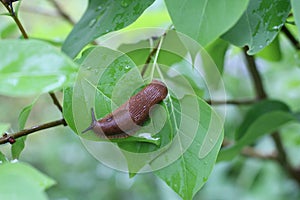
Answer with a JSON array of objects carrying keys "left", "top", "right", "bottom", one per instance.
[
  {"left": 165, "top": 0, "right": 249, "bottom": 46},
  {"left": 0, "top": 39, "right": 78, "bottom": 97}
]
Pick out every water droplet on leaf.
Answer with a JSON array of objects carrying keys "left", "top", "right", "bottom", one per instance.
[{"left": 89, "top": 19, "right": 97, "bottom": 27}]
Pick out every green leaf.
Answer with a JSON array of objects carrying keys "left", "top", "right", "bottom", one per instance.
[
  {"left": 11, "top": 137, "right": 26, "bottom": 159},
  {"left": 11, "top": 102, "right": 36, "bottom": 159},
  {"left": 218, "top": 100, "right": 297, "bottom": 161},
  {"left": 62, "top": 0, "right": 155, "bottom": 58},
  {"left": 291, "top": 0, "right": 300, "bottom": 38},
  {"left": 236, "top": 100, "right": 290, "bottom": 140},
  {"left": 257, "top": 36, "right": 282, "bottom": 61},
  {"left": 205, "top": 39, "right": 229, "bottom": 73},
  {"left": 0, "top": 162, "right": 55, "bottom": 200},
  {"left": 0, "top": 39, "right": 78, "bottom": 97},
  {"left": 164, "top": 0, "right": 249, "bottom": 46},
  {"left": 154, "top": 98, "right": 223, "bottom": 200},
  {"left": 222, "top": 0, "right": 291, "bottom": 55},
  {"left": 18, "top": 102, "right": 35, "bottom": 130}
]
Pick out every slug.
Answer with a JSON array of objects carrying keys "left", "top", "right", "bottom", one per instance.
[{"left": 82, "top": 80, "right": 168, "bottom": 139}]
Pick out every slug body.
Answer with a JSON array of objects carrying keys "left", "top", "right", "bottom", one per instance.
[{"left": 82, "top": 80, "right": 168, "bottom": 139}]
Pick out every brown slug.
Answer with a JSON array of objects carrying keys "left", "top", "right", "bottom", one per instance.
[{"left": 82, "top": 80, "right": 168, "bottom": 139}]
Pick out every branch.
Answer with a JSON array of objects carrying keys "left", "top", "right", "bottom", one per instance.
[
  {"left": 222, "top": 139, "right": 277, "bottom": 160},
  {"left": 1, "top": 0, "right": 28, "bottom": 38},
  {"left": 207, "top": 98, "right": 258, "bottom": 105},
  {"left": 47, "top": 0, "right": 75, "bottom": 25},
  {"left": 0, "top": 119, "right": 66, "bottom": 145},
  {"left": 49, "top": 92, "right": 63, "bottom": 113},
  {"left": 282, "top": 25, "right": 300, "bottom": 50},
  {"left": 243, "top": 47, "right": 300, "bottom": 185},
  {"left": 243, "top": 47, "right": 267, "bottom": 99}
]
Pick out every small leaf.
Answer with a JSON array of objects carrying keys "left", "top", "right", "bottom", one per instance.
[
  {"left": 11, "top": 100, "right": 36, "bottom": 159},
  {"left": 222, "top": 0, "right": 291, "bottom": 55},
  {"left": 0, "top": 39, "right": 78, "bottom": 97},
  {"left": 218, "top": 100, "right": 297, "bottom": 161},
  {"left": 62, "top": 0, "right": 155, "bottom": 58},
  {"left": 11, "top": 137, "right": 26, "bottom": 159},
  {"left": 165, "top": 0, "right": 249, "bottom": 46},
  {"left": 18, "top": 101, "right": 35, "bottom": 130},
  {"left": 0, "top": 162, "right": 55, "bottom": 200}
]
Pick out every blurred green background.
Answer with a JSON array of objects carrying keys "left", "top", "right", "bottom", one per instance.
[{"left": 1, "top": 0, "right": 300, "bottom": 199}]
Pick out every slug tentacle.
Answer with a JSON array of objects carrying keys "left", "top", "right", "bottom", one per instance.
[
  {"left": 82, "top": 108, "right": 97, "bottom": 133},
  {"left": 82, "top": 80, "right": 168, "bottom": 139}
]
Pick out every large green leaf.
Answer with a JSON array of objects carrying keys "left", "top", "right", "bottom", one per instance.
[
  {"left": 222, "top": 0, "right": 291, "bottom": 55},
  {"left": 219, "top": 100, "right": 297, "bottom": 161},
  {"left": 291, "top": 0, "right": 300, "bottom": 38},
  {"left": 62, "top": 0, "right": 155, "bottom": 58},
  {"left": 164, "top": 0, "right": 249, "bottom": 46},
  {"left": 0, "top": 39, "right": 78, "bottom": 97},
  {"left": 154, "top": 98, "right": 223, "bottom": 200},
  {"left": 0, "top": 162, "right": 55, "bottom": 200},
  {"left": 11, "top": 101, "right": 36, "bottom": 159}
]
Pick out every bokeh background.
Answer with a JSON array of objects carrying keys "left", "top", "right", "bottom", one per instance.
[{"left": 1, "top": 0, "right": 300, "bottom": 199}]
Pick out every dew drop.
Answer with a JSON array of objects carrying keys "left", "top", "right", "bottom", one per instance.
[
  {"left": 96, "top": 6, "right": 102, "bottom": 11},
  {"left": 89, "top": 19, "right": 97, "bottom": 27},
  {"left": 124, "top": 65, "right": 130, "bottom": 69},
  {"left": 105, "top": 29, "right": 110, "bottom": 33}
]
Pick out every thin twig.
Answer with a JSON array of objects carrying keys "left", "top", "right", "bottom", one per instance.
[
  {"left": 0, "top": 119, "right": 66, "bottom": 145},
  {"left": 1, "top": 1, "right": 28, "bottom": 38},
  {"left": 243, "top": 47, "right": 300, "bottom": 185},
  {"left": 207, "top": 98, "right": 258, "bottom": 105},
  {"left": 49, "top": 92, "right": 63, "bottom": 113},
  {"left": 241, "top": 146, "right": 277, "bottom": 160},
  {"left": 47, "top": 0, "right": 75, "bottom": 25}
]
